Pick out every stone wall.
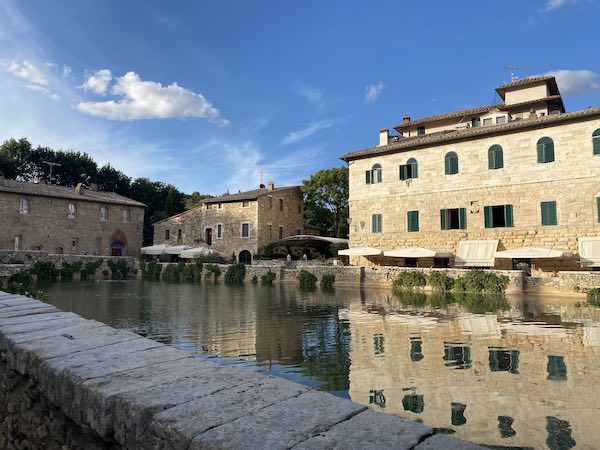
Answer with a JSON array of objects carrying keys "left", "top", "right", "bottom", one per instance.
[
  {"left": 0, "top": 291, "right": 483, "bottom": 449},
  {"left": 524, "top": 270, "right": 600, "bottom": 292}
]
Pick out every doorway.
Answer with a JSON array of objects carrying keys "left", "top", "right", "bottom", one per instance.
[
  {"left": 239, "top": 250, "right": 252, "bottom": 264},
  {"left": 205, "top": 228, "right": 213, "bottom": 246}
]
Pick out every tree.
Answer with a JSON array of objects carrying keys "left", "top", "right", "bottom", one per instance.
[
  {"left": 0, "top": 138, "right": 33, "bottom": 179},
  {"left": 302, "top": 166, "right": 349, "bottom": 237},
  {"left": 96, "top": 164, "right": 131, "bottom": 196},
  {"left": 185, "top": 191, "right": 210, "bottom": 210}
]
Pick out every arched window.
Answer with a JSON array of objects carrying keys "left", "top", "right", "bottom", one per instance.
[
  {"left": 366, "top": 163, "right": 382, "bottom": 184},
  {"left": 593, "top": 129, "right": 600, "bottom": 156},
  {"left": 537, "top": 137, "right": 555, "bottom": 163},
  {"left": 488, "top": 145, "right": 504, "bottom": 170},
  {"left": 399, "top": 158, "right": 418, "bottom": 180},
  {"left": 445, "top": 152, "right": 459, "bottom": 175}
]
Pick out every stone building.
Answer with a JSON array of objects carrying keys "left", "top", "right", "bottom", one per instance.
[
  {"left": 0, "top": 178, "right": 145, "bottom": 256},
  {"left": 153, "top": 182, "right": 304, "bottom": 263},
  {"left": 341, "top": 75, "right": 600, "bottom": 271}
]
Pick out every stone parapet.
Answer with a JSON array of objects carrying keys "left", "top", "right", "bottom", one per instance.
[{"left": 0, "top": 290, "right": 484, "bottom": 449}]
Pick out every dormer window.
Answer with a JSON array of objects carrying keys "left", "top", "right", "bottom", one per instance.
[
  {"left": 482, "top": 118, "right": 492, "bottom": 126},
  {"left": 496, "top": 116, "right": 506, "bottom": 124},
  {"left": 417, "top": 126, "right": 425, "bottom": 136}
]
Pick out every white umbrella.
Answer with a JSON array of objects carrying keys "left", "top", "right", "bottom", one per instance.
[
  {"left": 338, "top": 247, "right": 383, "bottom": 256},
  {"left": 180, "top": 247, "right": 223, "bottom": 259},
  {"left": 141, "top": 244, "right": 171, "bottom": 255},
  {"left": 383, "top": 247, "right": 452, "bottom": 258},
  {"left": 494, "top": 246, "right": 572, "bottom": 259}
]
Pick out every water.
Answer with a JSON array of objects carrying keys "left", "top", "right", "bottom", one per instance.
[{"left": 43, "top": 281, "right": 600, "bottom": 449}]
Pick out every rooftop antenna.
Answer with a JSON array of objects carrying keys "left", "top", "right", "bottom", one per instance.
[
  {"left": 43, "top": 161, "right": 61, "bottom": 184},
  {"left": 504, "top": 64, "right": 523, "bottom": 82},
  {"left": 259, "top": 170, "right": 264, "bottom": 185}
]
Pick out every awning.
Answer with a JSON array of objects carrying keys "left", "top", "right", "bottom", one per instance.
[
  {"left": 494, "top": 246, "right": 572, "bottom": 259},
  {"left": 274, "top": 235, "right": 348, "bottom": 248},
  {"left": 338, "top": 247, "right": 382, "bottom": 256},
  {"left": 579, "top": 236, "right": 600, "bottom": 267},
  {"left": 383, "top": 247, "right": 452, "bottom": 258},
  {"left": 141, "top": 244, "right": 193, "bottom": 255},
  {"left": 180, "top": 247, "right": 223, "bottom": 259},
  {"left": 454, "top": 240, "right": 499, "bottom": 268}
]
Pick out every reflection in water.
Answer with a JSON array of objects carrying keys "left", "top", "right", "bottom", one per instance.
[{"left": 44, "top": 281, "right": 600, "bottom": 449}]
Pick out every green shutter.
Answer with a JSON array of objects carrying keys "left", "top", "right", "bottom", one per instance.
[
  {"left": 546, "top": 142, "right": 555, "bottom": 162},
  {"left": 407, "top": 211, "right": 419, "bottom": 232},
  {"left": 537, "top": 142, "right": 545, "bottom": 163},
  {"left": 414, "top": 211, "right": 419, "bottom": 232},
  {"left": 549, "top": 202, "right": 557, "bottom": 225},
  {"left": 365, "top": 170, "right": 371, "bottom": 184},
  {"left": 593, "top": 130, "right": 600, "bottom": 155},
  {"left": 488, "top": 150, "right": 494, "bottom": 170},
  {"left": 459, "top": 208, "right": 467, "bottom": 230},
  {"left": 445, "top": 155, "right": 450, "bottom": 175},
  {"left": 505, "top": 204, "right": 514, "bottom": 227},
  {"left": 440, "top": 209, "right": 447, "bottom": 230},
  {"left": 537, "top": 137, "right": 554, "bottom": 163},
  {"left": 541, "top": 201, "right": 557, "bottom": 226},
  {"left": 484, "top": 206, "right": 492, "bottom": 228},
  {"left": 597, "top": 197, "right": 600, "bottom": 223},
  {"left": 399, "top": 165, "right": 406, "bottom": 180}
]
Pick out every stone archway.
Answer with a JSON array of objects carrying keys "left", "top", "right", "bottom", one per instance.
[
  {"left": 239, "top": 250, "right": 252, "bottom": 265},
  {"left": 110, "top": 229, "right": 128, "bottom": 257}
]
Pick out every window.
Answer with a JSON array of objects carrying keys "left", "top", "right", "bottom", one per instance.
[
  {"left": 216, "top": 224, "right": 223, "bottom": 239},
  {"left": 440, "top": 208, "right": 467, "bottom": 230},
  {"left": 513, "top": 112, "right": 523, "bottom": 120},
  {"left": 19, "top": 198, "right": 30, "bottom": 214},
  {"left": 241, "top": 222, "right": 250, "bottom": 238},
  {"left": 71, "top": 238, "right": 78, "bottom": 255},
  {"left": 100, "top": 207, "right": 108, "bottom": 221},
  {"left": 489, "top": 348, "right": 519, "bottom": 374},
  {"left": 372, "top": 214, "right": 382, "bottom": 233},
  {"left": 496, "top": 116, "right": 506, "bottom": 125},
  {"left": 537, "top": 136, "right": 555, "bottom": 163},
  {"left": 279, "top": 198, "right": 284, "bottom": 211},
  {"left": 278, "top": 225, "right": 284, "bottom": 239},
  {"left": 488, "top": 144, "right": 504, "bottom": 169},
  {"left": 206, "top": 203, "right": 213, "bottom": 210},
  {"left": 471, "top": 118, "right": 480, "bottom": 128},
  {"left": 242, "top": 200, "right": 250, "bottom": 207},
  {"left": 444, "top": 344, "right": 472, "bottom": 369},
  {"left": 373, "top": 334, "right": 385, "bottom": 355},
  {"left": 407, "top": 211, "right": 419, "bottom": 232},
  {"left": 122, "top": 209, "right": 130, "bottom": 222},
  {"left": 14, "top": 236, "right": 21, "bottom": 251},
  {"left": 399, "top": 158, "right": 418, "bottom": 180},
  {"left": 417, "top": 126, "right": 425, "bottom": 136},
  {"left": 165, "top": 229, "right": 170, "bottom": 240},
  {"left": 365, "top": 163, "right": 382, "bottom": 184},
  {"left": 498, "top": 416, "right": 516, "bottom": 438},
  {"left": 402, "top": 395, "right": 424, "bottom": 414},
  {"left": 444, "top": 152, "right": 459, "bottom": 175},
  {"left": 94, "top": 238, "right": 101, "bottom": 255},
  {"left": 369, "top": 390, "right": 386, "bottom": 408},
  {"left": 451, "top": 403, "right": 467, "bottom": 426},
  {"left": 593, "top": 129, "right": 600, "bottom": 156},
  {"left": 541, "top": 201, "right": 557, "bottom": 226},
  {"left": 177, "top": 229, "right": 182, "bottom": 240},
  {"left": 410, "top": 337, "right": 423, "bottom": 362},
  {"left": 484, "top": 205, "right": 513, "bottom": 228},
  {"left": 68, "top": 203, "right": 76, "bottom": 218},
  {"left": 268, "top": 224, "right": 272, "bottom": 239},
  {"left": 547, "top": 355, "right": 567, "bottom": 381},
  {"left": 482, "top": 118, "right": 492, "bottom": 126},
  {"left": 297, "top": 205, "right": 302, "bottom": 214}
]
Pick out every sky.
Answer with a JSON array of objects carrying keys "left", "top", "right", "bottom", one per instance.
[{"left": 1, "top": 0, "right": 599, "bottom": 195}]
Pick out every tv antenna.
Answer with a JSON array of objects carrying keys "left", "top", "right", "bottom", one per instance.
[
  {"left": 504, "top": 64, "right": 523, "bottom": 82},
  {"left": 43, "top": 161, "right": 61, "bottom": 184}
]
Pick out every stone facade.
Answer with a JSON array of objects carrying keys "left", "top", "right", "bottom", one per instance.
[
  {"left": 153, "top": 182, "right": 304, "bottom": 262},
  {"left": 342, "top": 76, "right": 600, "bottom": 272},
  {"left": 0, "top": 179, "right": 145, "bottom": 257}
]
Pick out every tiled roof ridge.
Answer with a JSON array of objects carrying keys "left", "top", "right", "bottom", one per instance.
[
  {"left": 204, "top": 185, "right": 300, "bottom": 204},
  {"left": 342, "top": 106, "right": 600, "bottom": 161},
  {"left": 495, "top": 75, "right": 555, "bottom": 91}
]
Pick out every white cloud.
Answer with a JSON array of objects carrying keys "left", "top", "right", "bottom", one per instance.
[
  {"left": 26, "top": 84, "right": 59, "bottom": 100},
  {"left": 77, "top": 71, "right": 229, "bottom": 124},
  {"left": 2, "top": 59, "right": 51, "bottom": 85},
  {"left": 281, "top": 119, "right": 335, "bottom": 145},
  {"left": 62, "top": 64, "right": 71, "bottom": 77},
  {"left": 543, "top": 0, "right": 572, "bottom": 10},
  {"left": 546, "top": 69, "right": 600, "bottom": 96},
  {"left": 365, "top": 81, "right": 384, "bottom": 103},
  {"left": 296, "top": 84, "right": 325, "bottom": 109},
  {"left": 81, "top": 69, "right": 112, "bottom": 95}
]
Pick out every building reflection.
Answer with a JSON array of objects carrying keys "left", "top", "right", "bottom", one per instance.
[{"left": 343, "top": 293, "right": 600, "bottom": 449}]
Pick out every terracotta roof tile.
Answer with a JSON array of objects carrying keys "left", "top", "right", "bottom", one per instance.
[{"left": 205, "top": 186, "right": 300, "bottom": 204}]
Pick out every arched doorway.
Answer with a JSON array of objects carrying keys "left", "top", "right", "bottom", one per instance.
[
  {"left": 239, "top": 250, "right": 252, "bottom": 265},
  {"left": 110, "top": 229, "right": 128, "bottom": 257},
  {"left": 54, "top": 247, "right": 63, "bottom": 254}
]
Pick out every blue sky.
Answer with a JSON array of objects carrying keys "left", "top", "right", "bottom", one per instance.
[{"left": 1, "top": 0, "right": 599, "bottom": 195}]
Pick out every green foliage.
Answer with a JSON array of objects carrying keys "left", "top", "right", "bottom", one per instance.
[
  {"left": 204, "top": 264, "right": 221, "bottom": 280},
  {"left": 80, "top": 259, "right": 104, "bottom": 281},
  {"left": 30, "top": 261, "right": 58, "bottom": 283},
  {"left": 298, "top": 269, "right": 317, "bottom": 290},
  {"left": 230, "top": 252, "right": 236, "bottom": 264},
  {"left": 392, "top": 271, "right": 427, "bottom": 292},
  {"left": 141, "top": 261, "right": 162, "bottom": 281},
  {"left": 224, "top": 264, "right": 246, "bottom": 284},
  {"left": 587, "top": 288, "right": 600, "bottom": 306},
  {"left": 452, "top": 270, "right": 509, "bottom": 294},
  {"left": 251, "top": 275, "right": 258, "bottom": 284},
  {"left": 327, "top": 242, "right": 349, "bottom": 259},
  {"left": 160, "top": 264, "right": 182, "bottom": 282},
  {"left": 6, "top": 271, "right": 45, "bottom": 299},
  {"left": 320, "top": 274, "right": 335, "bottom": 289},
  {"left": 185, "top": 191, "right": 210, "bottom": 210},
  {"left": 8, "top": 271, "right": 34, "bottom": 290},
  {"left": 393, "top": 290, "right": 428, "bottom": 307},
  {"left": 106, "top": 259, "right": 129, "bottom": 280},
  {"left": 255, "top": 242, "right": 286, "bottom": 260},
  {"left": 59, "top": 261, "right": 82, "bottom": 281},
  {"left": 261, "top": 269, "right": 276, "bottom": 285},
  {"left": 302, "top": 166, "right": 349, "bottom": 237},
  {"left": 428, "top": 271, "right": 454, "bottom": 291},
  {"left": 193, "top": 253, "right": 221, "bottom": 264},
  {"left": 454, "top": 293, "right": 509, "bottom": 314}
]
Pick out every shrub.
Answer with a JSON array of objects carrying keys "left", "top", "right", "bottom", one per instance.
[
  {"left": 194, "top": 253, "right": 222, "bottom": 264},
  {"left": 428, "top": 271, "right": 454, "bottom": 291},
  {"left": 320, "top": 274, "right": 335, "bottom": 290},
  {"left": 588, "top": 288, "right": 600, "bottom": 306},
  {"left": 107, "top": 259, "right": 129, "bottom": 280},
  {"left": 261, "top": 269, "right": 276, "bottom": 285},
  {"left": 392, "top": 271, "right": 426, "bottom": 292},
  {"left": 8, "top": 271, "right": 34, "bottom": 290},
  {"left": 60, "top": 261, "right": 82, "bottom": 281},
  {"left": 251, "top": 275, "right": 258, "bottom": 284},
  {"left": 204, "top": 264, "right": 221, "bottom": 280},
  {"left": 161, "top": 264, "right": 182, "bottom": 282},
  {"left": 298, "top": 269, "right": 317, "bottom": 290},
  {"left": 452, "top": 270, "right": 509, "bottom": 294},
  {"left": 141, "top": 261, "right": 162, "bottom": 281},
  {"left": 225, "top": 264, "right": 246, "bottom": 284},
  {"left": 81, "top": 259, "right": 104, "bottom": 281},
  {"left": 30, "top": 261, "right": 58, "bottom": 283}
]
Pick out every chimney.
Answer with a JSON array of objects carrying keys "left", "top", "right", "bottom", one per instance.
[
  {"left": 267, "top": 181, "right": 275, "bottom": 190},
  {"left": 528, "top": 109, "right": 538, "bottom": 120},
  {"left": 402, "top": 116, "right": 411, "bottom": 124},
  {"left": 89, "top": 183, "right": 98, "bottom": 191},
  {"left": 74, "top": 183, "right": 85, "bottom": 195},
  {"left": 379, "top": 128, "right": 389, "bottom": 147}
]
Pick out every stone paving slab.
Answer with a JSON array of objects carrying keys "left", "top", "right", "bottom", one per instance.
[
  {"left": 0, "top": 310, "right": 78, "bottom": 327},
  {"left": 414, "top": 433, "right": 486, "bottom": 449},
  {"left": 0, "top": 304, "right": 58, "bottom": 319}
]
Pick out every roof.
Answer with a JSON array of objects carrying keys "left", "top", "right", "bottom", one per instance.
[
  {"left": 342, "top": 107, "right": 600, "bottom": 161},
  {"left": 395, "top": 104, "right": 501, "bottom": 131},
  {"left": 495, "top": 75, "right": 558, "bottom": 98},
  {"left": 204, "top": 186, "right": 300, "bottom": 204},
  {"left": 0, "top": 178, "right": 145, "bottom": 207}
]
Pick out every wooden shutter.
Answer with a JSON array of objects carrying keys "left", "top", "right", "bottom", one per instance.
[
  {"left": 459, "top": 208, "right": 467, "bottom": 229},
  {"left": 407, "top": 211, "right": 419, "bottom": 232},
  {"left": 365, "top": 170, "right": 371, "bottom": 184},
  {"left": 594, "top": 130, "right": 600, "bottom": 156},
  {"left": 445, "top": 155, "right": 451, "bottom": 175},
  {"left": 488, "top": 150, "right": 494, "bottom": 170},
  {"left": 537, "top": 142, "right": 545, "bottom": 163},
  {"left": 399, "top": 165, "right": 406, "bottom": 180},
  {"left": 541, "top": 201, "right": 557, "bottom": 226},
  {"left": 505, "top": 204, "right": 514, "bottom": 227},
  {"left": 376, "top": 169, "right": 382, "bottom": 183},
  {"left": 546, "top": 141, "right": 555, "bottom": 162},
  {"left": 549, "top": 202, "right": 557, "bottom": 225},
  {"left": 440, "top": 209, "right": 447, "bottom": 230},
  {"left": 484, "top": 206, "right": 492, "bottom": 228}
]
